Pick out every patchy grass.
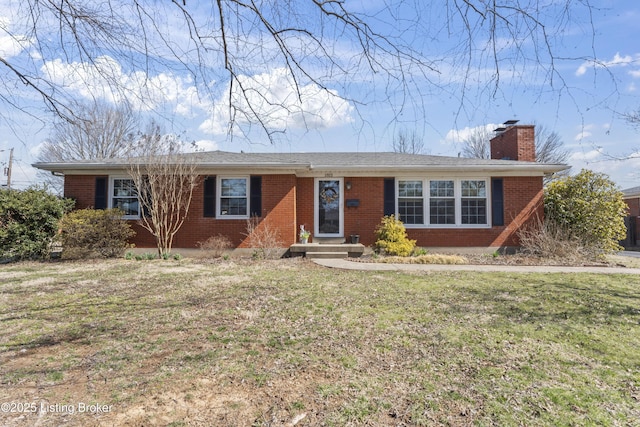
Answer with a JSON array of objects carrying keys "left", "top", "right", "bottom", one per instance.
[{"left": 0, "top": 259, "right": 639, "bottom": 426}]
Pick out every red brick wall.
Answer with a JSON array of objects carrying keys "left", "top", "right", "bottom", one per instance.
[
  {"left": 296, "top": 177, "right": 315, "bottom": 241},
  {"left": 64, "top": 173, "right": 543, "bottom": 249},
  {"left": 625, "top": 197, "right": 639, "bottom": 217},
  {"left": 64, "top": 175, "right": 104, "bottom": 209},
  {"left": 343, "top": 177, "right": 385, "bottom": 246},
  {"left": 155, "top": 174, "right": 297, "bottom": 248},
  {"left": 238, "top": 174, "right": 297, "bottom": 247},
  {"left": 624, "top": 198, "right": 640, "bottom": 245},
  {"left": 64, "top": 174, "right": 297, "bottom": 249},
  {"left": 295, "top": 177, "right": 386, "bottom": 246},
  {"left": 396, "top": 176, "right": 543, "bottom": 248},
  {"left": 296, "top": 176, "right": 542, "bottom": 248},
  {"left": 490, "top": 125, "right": 536, "bottom": 162}
]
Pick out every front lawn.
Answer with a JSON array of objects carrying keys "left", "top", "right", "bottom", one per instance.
[{"left": 1, "top": 259, "right": 638, "bottom": 426}]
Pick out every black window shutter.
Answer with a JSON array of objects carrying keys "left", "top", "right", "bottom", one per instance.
[
  {"left": 250, "top": 175, "right": 262, "bottom": 217},
  {"left": 383, "top": 178, "right": 395, "bottom": 216},
  {"left": 492, "top": 178, "right": 504, "bottom": 226},
  {"left": 95, "top": 177, "right": 107, "bottom": 209},
  {"left": 141, "top": 176, "right": 152, "bottom": 217},
  {"left": 203, "top": 176, "right": 216, "bottom": 217}
]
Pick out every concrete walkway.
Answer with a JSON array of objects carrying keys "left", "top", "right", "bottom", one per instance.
[{"left": 313, "top": 258, "right": 640, "bottom": 274}]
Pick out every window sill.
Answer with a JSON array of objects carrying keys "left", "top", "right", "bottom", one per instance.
[
  {"left": 404, "top": 224, "right": 491, "bottom": 229},
  {"left": 217, "top": 215, "right": 249, "bottom": 220}
]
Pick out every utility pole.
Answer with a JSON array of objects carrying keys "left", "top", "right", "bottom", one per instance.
[
  {"left": 7, "top": 148, "right": 13, "bottom": 189},
  {"left": 2, "top": 148, "right": 13, "bottom": 189}
]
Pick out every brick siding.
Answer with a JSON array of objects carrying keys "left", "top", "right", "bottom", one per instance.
[
  {"left": 64, "top": 175, "right": 104, "bottom": 209},
  {"left": 64, "top": 173, "right": 543, "bottom": 249},
  {"left": 490, "top": 125, "right": 536, "bottom": 162}
]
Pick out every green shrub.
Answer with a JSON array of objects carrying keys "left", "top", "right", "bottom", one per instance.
[
  {"left": 544, "top": 169, "right": 627, "bottom": 255},
  {"left": 0, "top": 187, "right": 74, "bottom": 261},
  {"left": 374, "top": 215, "right": 416, "bottom": 257},
  {"left": 59, "top": 208, "right": 135, "bottom": 259},
  {"left": 135, "top": 252, "right": 157, "bottom": 261}
]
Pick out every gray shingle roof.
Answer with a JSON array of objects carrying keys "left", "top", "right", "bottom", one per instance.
[
  {"left": 622, "top": 186, "right": 640, "bottom": 197},
  {"left": 33, "top": 150, "right": 568, "bottom": 174}
]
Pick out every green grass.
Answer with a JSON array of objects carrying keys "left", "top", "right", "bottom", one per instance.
[{"left": 0, "top": 259, "right": 639, "bottom": 426}]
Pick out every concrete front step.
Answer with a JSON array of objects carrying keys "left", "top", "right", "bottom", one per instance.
[
  {"left": 305, "top": 251, "right": 349, "bottom": 259},
  {"left": 290, "top": 243, "right": 364, "bottom": 259},
  {"left": 313, "top": 237, "right": 346, "bottom": 244}
]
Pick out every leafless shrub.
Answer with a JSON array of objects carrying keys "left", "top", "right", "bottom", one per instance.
[
  {"left": 517, "top": 218, "right": 598, "bottom": 262},
  {"left": 197, "top": 235, "right": 233, "bottom": 258},
  {"left": 243, "top": 216, "right": 284, "bottom": 260}
]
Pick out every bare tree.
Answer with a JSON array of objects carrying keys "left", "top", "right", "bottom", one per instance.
[
  {"left": 39, "top": 101, "right": 138, "bottom": 161},
  {"left": 535, "top": 125, "right": 570, "bottom": 165},
  {"left": 37, "top": 101, "right": 138, "bottom": 193},
  {"left": 3, "top": 1, "right": 597, "bottom": 140},
  {"left": 460, "top": 126, "right": 494, "bottom": 159},
  {"left": 127, "top": 127, "right": 198, "bottom": 257},
  {"left": 391, "top": 129, "right": 425, "bottom": 155}
]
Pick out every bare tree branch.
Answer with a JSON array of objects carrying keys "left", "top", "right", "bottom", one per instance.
[{"left": 1, "top": 1, "right": 599, "bottom": 142}]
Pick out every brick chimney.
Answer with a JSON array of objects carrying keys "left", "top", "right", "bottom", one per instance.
[{"left": 490, "top": 124, "right": 535, "bottom": 162}]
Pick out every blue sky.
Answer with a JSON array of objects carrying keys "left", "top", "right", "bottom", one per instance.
[{"left": 1, "top": 0, "right": 639, "bottom": 190}]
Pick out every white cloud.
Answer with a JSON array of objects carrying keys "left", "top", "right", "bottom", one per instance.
[
  {"left": 199, "top": 68, "right": 354, "bottom": 135},
  {"left": 0, "top": 17, "right": 32, "bottom": 58},
  {"left": 444, "top": 123, "right": 499, "bottom": 144},
  {"left": 574, "top": 124, "right": 594, "bottom": 141},
  {"left": 570, "top": 149, "right": 602, "bottom": 162},
  {"left": 575, "top": 52, "right": 637, "bottom": 77},
  {"left": 191, "top": 139, "right": 219, "bottom": 152},
  {"left": 40, "top": 56, "right": 209, "bottom": 114}
]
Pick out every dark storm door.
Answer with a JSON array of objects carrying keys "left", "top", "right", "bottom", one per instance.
[{"left": 315, "top": 178, "right": 343, "bottom": 237}]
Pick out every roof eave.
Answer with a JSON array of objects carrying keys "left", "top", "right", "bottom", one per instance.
[{"left": 33, "top": 162, "right": 569, "bottom": 175}]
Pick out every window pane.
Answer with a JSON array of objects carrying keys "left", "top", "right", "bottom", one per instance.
[
  {"left": 430, "top": 198, "right": 455, "bottom": 224},
  {"left": 462, "top": 199, "right": 487, "bottom": 224},
  {"left": 398, "top": 180, "right": 423, "bottom": 197},
  {"left": 221, "top": 178, "right": 247, "bottom": 197},
  {"left": 430, "top": 180, "right": 454, "bottom": 197},
  {"left": 112, "top": 179, "right": 139, "bottom": 217},
  {"left": 399, "top": 199, "right": 424, "bottom": 225},
  {"left": 113, "top": 198, "right": 139, "bottom": 216},
  {"left": 462, "top": 180, "right": 486, "bottom": 197},
  {"left": 113, "top": 179, "right": 136, "bottom": 197},
  {"left": 220, "top": 198, "right": 247, "bottom": 216}
]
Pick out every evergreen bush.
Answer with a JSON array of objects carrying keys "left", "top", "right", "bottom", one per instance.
[
  {"left": 0, "top": 187, "right": 74, "bottom": 261},
  {"left": 59, "top": 208, "right": 135, "bottom": 259},
  {"left": 374, "top": 215, "right": 416, "bottom": 256}
]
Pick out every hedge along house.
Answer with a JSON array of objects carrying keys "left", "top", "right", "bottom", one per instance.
[{"left": 34, "top": 124, "right": 567, "bottom": 252}]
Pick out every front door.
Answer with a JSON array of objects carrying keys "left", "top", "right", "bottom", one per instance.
[{"left": 315, "top": 178, "right": 343, "bottom": 237}]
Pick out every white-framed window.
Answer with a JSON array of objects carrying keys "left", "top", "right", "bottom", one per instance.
[
  {"left": 398, "top": 180, "right": 424, "bottom": 225},
  {"left": 218, "top": 177, "right": 249, "bottom": 218},
  {"left": 429, "top": 180, "right": 455, "bottom": 225},
  {"left": 110, "top": 177, "right": 140, "bottom": 219},
  {"left": 396, "top": 178, "right": 490, "bottom": 227},
  {"left": 461, "top": 180, "right": 487, "bottom": 225}
]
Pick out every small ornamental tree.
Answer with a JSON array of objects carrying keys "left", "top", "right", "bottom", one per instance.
[
  {"left": 0, "top": 187, "right": 74, "bottom": 261},
  {"left": 374, "top": 215, "right": 416, "bottom": 256},
  {"left": 544, "top": 169, "right": 627, "bottom": 254}
]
